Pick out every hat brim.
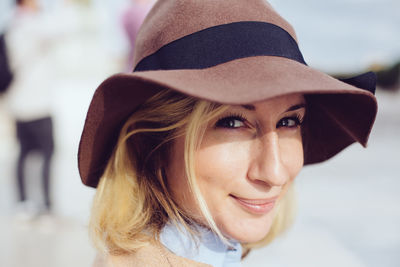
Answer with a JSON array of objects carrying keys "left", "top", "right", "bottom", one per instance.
[{"left": 78, "top": 56, "right": 377, "bottom": 187}]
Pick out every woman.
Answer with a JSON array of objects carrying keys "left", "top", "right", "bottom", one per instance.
[{"left": 78, "top": 0, "right": 377, "bottom": 266}]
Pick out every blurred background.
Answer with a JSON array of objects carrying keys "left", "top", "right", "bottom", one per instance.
[{"left": 0, "top": 0, "right": 399, "bottom": 266}]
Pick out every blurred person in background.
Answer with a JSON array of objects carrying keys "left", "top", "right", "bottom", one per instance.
[
  {"left": 4, "top": 0, "right": 56, "bottom": 219},
  {"left": 3, "top": 0, "right": 127, "bottom": 223},
  {"left": 120, "top": 0, "right": 155, "bottom": 71}
]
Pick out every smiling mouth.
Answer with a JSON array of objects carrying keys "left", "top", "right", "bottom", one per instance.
[{"left": 230, "top": 194, "right": 277, "bottom": 214}]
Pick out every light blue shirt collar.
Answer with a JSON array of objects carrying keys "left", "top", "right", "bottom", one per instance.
[{"left": 159, "top": 222, "right": 242, "bottom": 267}]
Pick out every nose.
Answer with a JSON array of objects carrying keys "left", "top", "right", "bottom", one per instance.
[{"left": 247, "top": 132, "right": 289, "bottom": 187}]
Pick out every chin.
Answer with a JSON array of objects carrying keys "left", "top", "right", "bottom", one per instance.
[
  {"left": 233, "top": 227, "right": 272, "bottom": 244},
  {"left": 221, "top": 216, "right": 274, "bottom": 244}
]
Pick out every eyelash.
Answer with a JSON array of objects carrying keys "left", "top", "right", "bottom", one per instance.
[
  {"left": 277, "top": 114, "right": 304, "bottom": 128},
  {"left": 215, "top": 113, "right": 247, "bottom": 129},
  {"left": 215, "top": 113, "right": 304, "bottom": 129}
]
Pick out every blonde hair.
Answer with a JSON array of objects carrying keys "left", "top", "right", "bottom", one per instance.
[{"left": 89, "top": 89, "right": 296, "bottom": 256}]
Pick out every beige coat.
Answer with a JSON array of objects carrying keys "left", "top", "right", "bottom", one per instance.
[{"left": 93, "top": 241, "right": 212, "bottom": 267}]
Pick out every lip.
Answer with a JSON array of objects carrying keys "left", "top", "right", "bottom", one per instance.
[{"left": 230, "top": 195, "right": 277, "bottom": 215}]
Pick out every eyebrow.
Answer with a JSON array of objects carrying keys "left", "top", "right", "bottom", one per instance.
[
  {"left": 241, "top": 104, "right": 256, "bottom": 110},
  {"left": 240, "top": 103, "right": 306, "bottom": 112},
  {"left": 285, "top": 103, "right": 306, "bottom": 112}
]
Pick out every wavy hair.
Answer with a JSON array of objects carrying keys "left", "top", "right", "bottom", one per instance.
[{"left": 89, "top": 89, "right": 296, "bottom": 256}]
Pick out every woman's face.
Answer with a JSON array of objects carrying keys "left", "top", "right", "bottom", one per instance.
[{"left": 166, "top": 93, "right": 305, "bottom": 243}]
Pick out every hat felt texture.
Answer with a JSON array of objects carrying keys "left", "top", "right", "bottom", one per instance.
[{"left": 78, "top": 0, "right": 377, "bottom": 188}]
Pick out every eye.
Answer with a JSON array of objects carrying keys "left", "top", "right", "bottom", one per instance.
[
  {"left": 215, "top": 115, "right": 246, "bottom": 129},
  {"left": 277, "top": 116, "right": 303, "bottom": 128}
]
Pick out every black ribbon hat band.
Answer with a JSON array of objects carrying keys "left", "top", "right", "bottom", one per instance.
[
  {"left": 134, "top": 21, "right": 375, "bottom": 94},
  {"left": 135, "top": 21, "right": 306, "bottom": 71}
]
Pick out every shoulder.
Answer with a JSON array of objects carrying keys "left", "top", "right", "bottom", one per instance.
[{"left": 93, "top": 241, "right": 212, "bottom": 267}]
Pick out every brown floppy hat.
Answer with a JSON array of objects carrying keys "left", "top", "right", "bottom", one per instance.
[{"left": 78, "top": 0, "right": 378, "bottom": 188}]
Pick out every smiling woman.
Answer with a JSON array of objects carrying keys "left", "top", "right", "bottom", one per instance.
[
  {"left": 78, "top": 0, "right": 377, "bottom": 266},
  {"left": 167, "top": 94, "right": 306, "bottom": 245}
]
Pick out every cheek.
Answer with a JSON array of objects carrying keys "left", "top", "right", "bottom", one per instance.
[
  {"left": 165, "top": 137, "right": 249, "bottom": 218},
  {"left": 196, "top": 141, "right": 250, "bottom": 188}
]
